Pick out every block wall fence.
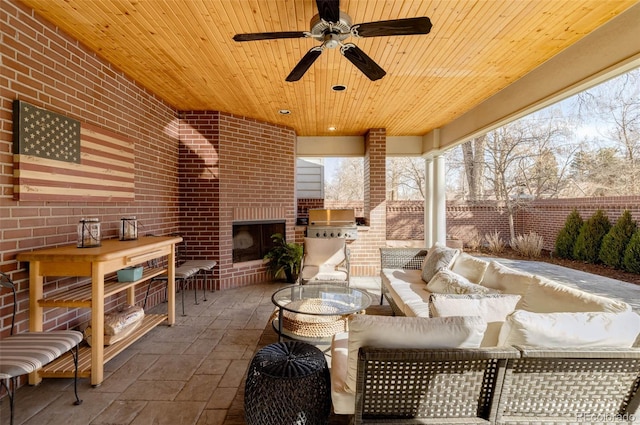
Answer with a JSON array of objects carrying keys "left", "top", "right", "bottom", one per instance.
[{"left": 319, "top": 198, "right": 640, "bottom": 251}]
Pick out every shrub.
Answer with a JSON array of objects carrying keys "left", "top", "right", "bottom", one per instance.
[
  {"left": 511, "top": 232, "right": 544, "bottom": 258},
  {"left": 599, "top": 210, "right": 637, "bottom": 269},
  {"left": 466, "top": 229, "right": 482, "bottom": 251},
  {"left": 623, "top": 229, "right": 640, "bottom": 274},
  {"left": 554, "top": 208, "right": 583, "bottom": 259},
  {"left": 573, "top": 209, "right": 611, "bottom": 263},
  {"left": 485, "top": 230, "right": 506, "bottom": 254}
]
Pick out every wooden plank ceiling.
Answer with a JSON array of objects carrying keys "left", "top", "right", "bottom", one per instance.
[{"left": 18, "top": 0, "right": 637, "bottom": 137}]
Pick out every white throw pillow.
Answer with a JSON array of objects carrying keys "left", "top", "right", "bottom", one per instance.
[
  {"left": 426, "top": 269, "right": 498, "bottom": 295},
  {"left": 480, "top": 261, "right": 532, "bottom": 301},
  {"left": 345, "top": 314, "right": 486, "bottom": 392},
  {"left": 429, "top": 293, "right": 521, "bottom": 347},
  {"left": 303, "top": 237, "right": 345, "bottom": 267},
  {"left": 420, "top": 243, "right": 460, "bottom": 283},
  {"left": 450, "top": 253, "right": 489, "bottom": 284},
  {"left": 498, "top": 310, "right": 640, "bottom": 348}
]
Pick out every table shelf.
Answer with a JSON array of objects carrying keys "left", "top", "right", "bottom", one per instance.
[
  {"left": 38, "top": 267, "right": 167, "bottom": 308},
  {"left": 40, "top": 313, "right": 168, "bottom": 379}
]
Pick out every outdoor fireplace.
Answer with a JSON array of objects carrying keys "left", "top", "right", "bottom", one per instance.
[{"left": 233, "top": 220, "right": 285, "bottom": 263}]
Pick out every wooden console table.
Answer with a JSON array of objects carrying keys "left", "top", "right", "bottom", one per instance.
[{"left": 17, "top": 235, "right": 182, "bottom": 386}]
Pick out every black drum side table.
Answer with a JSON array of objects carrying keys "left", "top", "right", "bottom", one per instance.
[{"left": 244, "top": 341, "right": 331, "bottom": 425}]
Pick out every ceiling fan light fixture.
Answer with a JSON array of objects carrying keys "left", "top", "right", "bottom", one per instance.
[{"left": 328, "top": 126, "right": 337, "bottom": 131}]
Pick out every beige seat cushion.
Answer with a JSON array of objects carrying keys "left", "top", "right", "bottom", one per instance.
[
  {"left": 480, "top": 261, "right": 533, "bottom": 304},
  {"left": 429, "top": 293, "right": 521, "bottom": 347},
  {"left": 344, "top": 314, "right": 486, "bottom": 392},
  {"left": 521, "top": 276, "right": 631, "bottom": 313},
  {"left": 330, "top": 332, "right": 353, "bottom": 414},
  {"left": 498, "top": 310, "right": 640, "bottom": 348},
  {"left": 303, "top": 237, "right": 345, "bottom": 267},
  {"left": 300, "top": 265, "right": 348, "bottom": 282}
]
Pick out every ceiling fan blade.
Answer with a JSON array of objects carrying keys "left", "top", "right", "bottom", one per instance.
[
  {"left": 233, "top": 31, "right": 307, "bottom": 42},
  {"left": 316, "top": 0, "right": 340, "bottom": 23},
  {"left": 341, "top": 44, "right": 386, "bottom": 81},
  {"left": 286, "top": 47, "right": 323, "bottom": 82},
  {"left": 353, "top": 17, "right": 432, "bottom": 38}
]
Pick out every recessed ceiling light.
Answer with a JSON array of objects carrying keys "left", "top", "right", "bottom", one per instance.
[
  {"left": 331, "top": 85, "right": 347, "bottom": 92},
  {"left": 328, "top": 126, "right": 337, "bottom": 131},
  {"left": 278, "top": 109, "right": 291, "bottom": 115}
]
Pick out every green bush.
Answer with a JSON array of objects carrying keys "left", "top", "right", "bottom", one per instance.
[
  {"left": 622, "top": 229, "right": 640, "bottom": 273},
  {"left": 599, "top": 210, "right": 637, "bottom": 269},
  {"left": 554, "top": 208, "right": 583, "bottom": 259},
  {"left": 573, "top": 209, "right": 611, "bottom": 263}
]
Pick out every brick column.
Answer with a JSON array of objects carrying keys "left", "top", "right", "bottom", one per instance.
[{"left": 351, "top": 129, "right": 387, "bottom": 276}]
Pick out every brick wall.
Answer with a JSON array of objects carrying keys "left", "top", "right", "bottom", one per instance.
[
  {"left": 179, "top": 111, "right": 297, "bottom": 290},
  {"left": 1, "top": 0, "right": 180, "bottom": 336},
  {"left": 385, "top": 198, "right": 640, "bottom": 251}
]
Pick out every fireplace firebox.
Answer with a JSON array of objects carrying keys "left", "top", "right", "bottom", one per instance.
[{"left": 233, "top": 220, "right": 285, "bottom": 263}]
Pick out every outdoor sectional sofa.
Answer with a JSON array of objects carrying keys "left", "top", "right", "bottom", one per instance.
[{"left": 330, "top": 246, "right": 640, "bottom": 424}]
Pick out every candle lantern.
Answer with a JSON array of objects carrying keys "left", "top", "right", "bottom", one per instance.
[
  {"left": 77, "top": 218, "right": 101, "bottom": 248},
  {"left": 119, "top": 216, "right": 138, "bottom": 241}
]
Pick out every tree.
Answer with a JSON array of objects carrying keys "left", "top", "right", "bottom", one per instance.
[
  {"left": 386, "top": 157, "right": 425, "bottom": 200},
  {"left": 461, "top": 136, "right": 486, "bottom": 201},
  {"left": 573, "top": 209, "right": 611, "bottom": 263},
  {"left": 325, "top": 158, "right": 364, "bottom": 200},
  {"left": 599, "top": 210, "right": 637, "bottom": 269},
  {"left": 577, "top": 68, "right": 640, "bottom": 194},
  {"left": 623, "top": 229, "right": 640, "bottom": 273},
  {"left": 554, "top": 208, "right": 583, "bottom": 259}
]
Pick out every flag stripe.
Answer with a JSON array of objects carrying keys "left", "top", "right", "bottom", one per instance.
[{"left": 13, "top": 122, "right": 135, "bottom": 201}]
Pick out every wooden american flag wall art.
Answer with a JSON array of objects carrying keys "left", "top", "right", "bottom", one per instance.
[{"left": 12, "top": 100, "right": 135, "bottom": 202}]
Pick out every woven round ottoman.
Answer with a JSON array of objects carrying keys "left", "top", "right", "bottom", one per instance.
[{"left": 244, "top": 341, "right": 331, "bottom": 425}]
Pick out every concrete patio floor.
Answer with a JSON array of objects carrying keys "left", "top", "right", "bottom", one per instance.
[{"left": 1, "top": 257, "right": 638, "bottom": 425}]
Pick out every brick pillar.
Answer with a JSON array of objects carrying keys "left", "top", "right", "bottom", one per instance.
[{"left": 351, "top": 129, "right": 386, "bottom": 276}]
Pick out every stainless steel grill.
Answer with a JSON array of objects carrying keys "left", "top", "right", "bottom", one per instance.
[{"left": 306, "top": 208, "right": 358, "bottom": 240}]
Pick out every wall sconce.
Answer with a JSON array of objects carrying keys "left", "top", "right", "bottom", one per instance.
[
  {"left": 77, "top": 218, "right": 101, "bottom": 248},
  {"left": 119, "top": 216, "right": 138, "bottom": 241}
]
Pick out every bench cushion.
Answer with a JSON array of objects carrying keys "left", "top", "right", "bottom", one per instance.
[
  {"left": 344, "top": 314, "right": 486, "bottom": 392},
  {"left": 380, "top": 269, "right": 431, "bottom": 316},
  {"left": 429, "top": 293, "right": 521, "bottom": 347},
  {"left": 498, "top": 310, "right": 640, "bottom": 348},
  {"left": 521, "top": 276, "right": 631, "bottom": 313},
  {"left": 0, "top": 330, "right": 83, "bottom": 379}
]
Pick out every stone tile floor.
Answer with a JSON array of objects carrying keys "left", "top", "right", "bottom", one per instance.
[{"left": 1, "top": 258, "right": 638, "bottom": 425}]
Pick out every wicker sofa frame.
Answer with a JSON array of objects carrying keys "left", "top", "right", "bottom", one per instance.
[
  {"left": 379, "top": 247, "right": 428, "bottom": 315},
  {"left": 372, "top": 247, "right": 640, "bottom": 424},
  {"left": 354, "top": 346, "right": 640, "bottom": 424}
]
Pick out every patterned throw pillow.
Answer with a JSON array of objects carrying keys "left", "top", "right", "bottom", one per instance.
[
  {"left": 426, "top": 269, "right": 497, "bottom": 295},
  {"left": 420, "top": 244, "right": 460, "bottom": 283}
]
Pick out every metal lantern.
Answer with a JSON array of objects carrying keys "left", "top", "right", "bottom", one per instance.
[
  {"left": 119, "top": 216, "right": 138, "bottom": 241},
  {"left": 77, "top": 218, "right": 101, "bottom": 248}
]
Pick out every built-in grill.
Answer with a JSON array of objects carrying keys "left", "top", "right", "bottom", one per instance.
[{"left": 306, "top": 208, "right": 358, "bottom": 240}]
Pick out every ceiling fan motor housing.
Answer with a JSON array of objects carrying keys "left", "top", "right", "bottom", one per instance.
[{"left": 310, "top": 11, "right": 352, "bottom": 48}]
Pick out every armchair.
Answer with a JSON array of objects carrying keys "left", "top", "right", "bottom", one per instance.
[{"left": 299, "top": 237, "right": 350, "bottom": 286}]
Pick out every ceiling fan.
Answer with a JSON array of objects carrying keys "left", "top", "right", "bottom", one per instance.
[{"left": 233, "top": 0, "right": 432, "bottom": 82}]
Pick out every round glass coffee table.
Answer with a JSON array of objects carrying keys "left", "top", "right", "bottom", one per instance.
[{"left": 272, "top": 284, "right": 372, "bottom": 342}]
